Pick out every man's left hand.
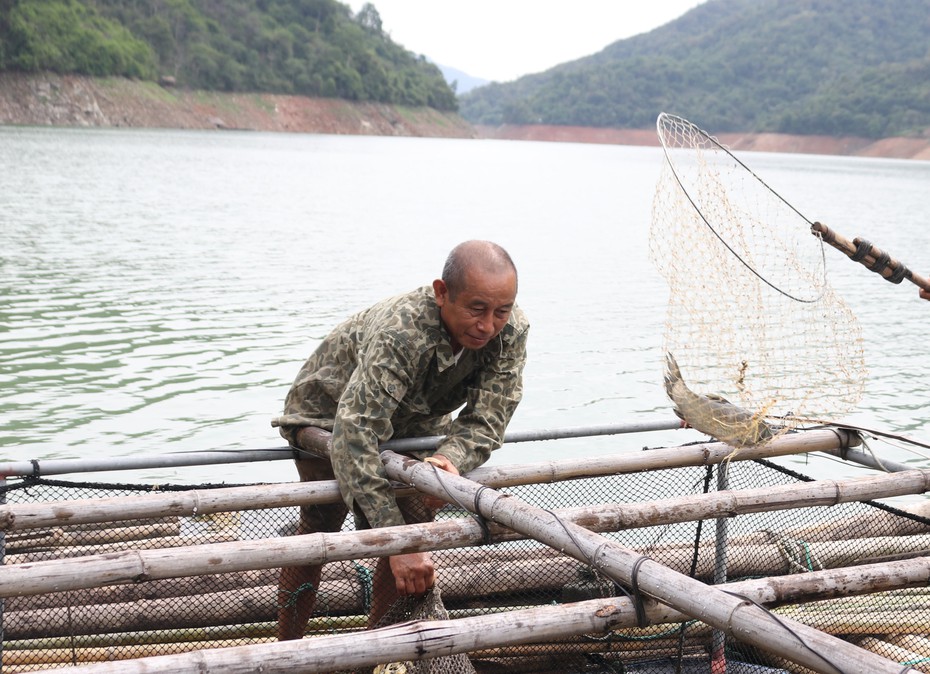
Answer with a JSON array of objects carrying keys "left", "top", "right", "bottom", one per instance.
[{"left": 421, "top": 453, "right": 459, "bottom": 509}]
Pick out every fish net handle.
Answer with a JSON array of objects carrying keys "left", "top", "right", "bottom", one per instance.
[{"left": 811, "top": 222, "right": 930, "bottom": 291}]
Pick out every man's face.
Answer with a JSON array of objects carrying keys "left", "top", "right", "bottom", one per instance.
[{"left": 433, "top": 268, "right": 517, "bottom": 351}]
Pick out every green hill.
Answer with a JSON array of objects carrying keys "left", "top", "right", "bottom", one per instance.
[
  {"left": 0, "top": 0, "right": 457, "bottom": 111},
  {"left": 459, "top": 0, "right": 930, "bottom": 139}
]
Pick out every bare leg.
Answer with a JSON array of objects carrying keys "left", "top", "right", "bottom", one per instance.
[
  {"left": 276, "top": 436, "right": 347, "bottom": 641},
  {"left": 277, "top": 540, "right": 326, "bottom": 640},
  {"left": 368, "top": 556, "right": 400, "bottom": 629}
]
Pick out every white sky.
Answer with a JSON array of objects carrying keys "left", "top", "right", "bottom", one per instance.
[{"left": 347, "top": 1, "right": 705, "bottom": 82}]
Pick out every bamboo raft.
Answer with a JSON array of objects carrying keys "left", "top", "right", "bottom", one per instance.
[{"left": 3, "top": 423, "right": 930, "bottom": 673}]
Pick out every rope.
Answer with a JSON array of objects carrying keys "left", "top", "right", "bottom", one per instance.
[
  {"left": 281, "top": 581, "right": 317, "bottom": 609},
  {"left": 422, "top": 462, "right": 493, "bottom": 545},
  {"left": 764, "top": 530, "right": 824, "bottom": 573},
  {"left": 676, "top": 464, "right": 713, "bottom": 673},
  {"left": 628, "top": 555, "right": 651, "bottom": 629},
  {"left": 354, "top": 563, "right": 374, "bottom": 613}
]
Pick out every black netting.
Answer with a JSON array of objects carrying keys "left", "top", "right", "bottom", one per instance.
[{"left": 3, "top": 455, "right": 930, "bottom": 673}]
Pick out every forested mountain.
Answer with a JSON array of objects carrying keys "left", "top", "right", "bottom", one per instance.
[
  {"left": 460, "top": 0, "right": 930, "bottom": 139},
  {"left": 0, "top": 0, "right": 457, "bottom": 111}
]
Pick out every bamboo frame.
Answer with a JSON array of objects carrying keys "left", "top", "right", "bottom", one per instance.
[{"left": 4, "top": 456, "right": 930, "bottom": 599}]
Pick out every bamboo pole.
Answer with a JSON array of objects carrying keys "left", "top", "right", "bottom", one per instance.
[
  {"left": 378, "top": 451, "right": 913, "bottom": 674},
  {"left": 0, "top": 428, "right": 858, "bottom": 533},
  {"left": 7, "top": 531, "right": 238, "bottom": 564},
  {"left": 2, "top": 638, "right": 274, "bottom": 666},
  {"left": 59, "top": 517, "right": 180, "bottom": 533},
  {"left": 782, "top": 500, "right": 930, "bottom": 542},
  {"left": 7, "top": 522, "right": 181, "bottom": 556},
  {"left": 5, "top": 568, "right": 282, "bottom": 612},
  {"left": 4, "top": 461, "right": 930, "bottom": 599},
  {"left": 4, "top": 576, "right": 367, "bottom": 640},
  {"left": 854, "top": 637, "right": 930, "bottom": 673},
  {"left": 3, "top": 618, "right": 347, "bottom": 651}
]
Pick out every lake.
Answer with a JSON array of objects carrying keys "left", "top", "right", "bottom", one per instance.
[{"left": 2, "top": 126, "right": 929, "bottom": 487}]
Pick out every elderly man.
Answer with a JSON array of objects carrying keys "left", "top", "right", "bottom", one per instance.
[{"left": 272, "top": 240, "right": 529, "bottom": 640}]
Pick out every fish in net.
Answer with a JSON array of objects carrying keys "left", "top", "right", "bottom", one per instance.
[
  {"left": 369, "top": 586, "right": 476, "bottom": 674},
  {"left": 649, "top": 113, "right": 866, "bottom": 444}
]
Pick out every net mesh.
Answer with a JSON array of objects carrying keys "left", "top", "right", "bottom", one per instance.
[
  {"left": 4, "top": 453, "right": 930, "bottom": 673},
  {"left": 649, "top": 113, "right": 867, "bottom": 440}
]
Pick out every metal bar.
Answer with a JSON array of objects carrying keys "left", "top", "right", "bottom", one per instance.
[
  {"left": 1, "top": 476, "right": 5, "bottom": 672},
  {"left": 711, "top": 463, "right": 729, "bottom": 670},
  {"left": 0, "top": 419, "right": 683, "bottom": 478},
  {"left": 821, "top": 445, "right": 914, "bottom": 473}
]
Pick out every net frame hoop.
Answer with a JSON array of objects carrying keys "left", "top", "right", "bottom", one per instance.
[{"left": 656, "top": 112, "right": 828, "bottom": 304}]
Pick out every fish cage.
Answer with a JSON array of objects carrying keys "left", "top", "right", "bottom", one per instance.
[{"left": 2, "top": 423, "right": 930, "bottom": 673}]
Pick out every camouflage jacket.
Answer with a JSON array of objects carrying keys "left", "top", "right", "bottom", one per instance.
[{"left": 272, "top": 286, "right": 529, "bottom": 529}]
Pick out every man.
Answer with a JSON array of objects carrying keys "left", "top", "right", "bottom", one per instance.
[{"left": 272, "top": 240, "right": 529, "bottom": 640}]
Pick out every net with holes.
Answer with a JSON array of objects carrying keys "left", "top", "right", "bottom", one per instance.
[{"left": 649, "top": 113, "right": 866, "bottom": 436}]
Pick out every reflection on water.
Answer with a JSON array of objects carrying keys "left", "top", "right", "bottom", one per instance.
[{"left": 2, "top": 126, "right": 929, "bottom": 484}]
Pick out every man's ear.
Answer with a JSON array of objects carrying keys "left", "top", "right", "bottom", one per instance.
[{"left": 432, "top": 279, "right": 448, "bottom": 307}]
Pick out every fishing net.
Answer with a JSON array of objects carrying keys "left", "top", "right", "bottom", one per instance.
[
  {"left": 649, "top": 113, "right": 866, "bottom": 437},
  {"left": 369, "top": 587, "right": 476, "bottom": 674}
]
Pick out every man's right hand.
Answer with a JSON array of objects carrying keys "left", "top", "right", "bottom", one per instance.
[{"left": 388, "top": 552, "right": 435, "bottom": 595}]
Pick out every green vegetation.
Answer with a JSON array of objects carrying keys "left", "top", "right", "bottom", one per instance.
[
  {"left": 0, "top": 0, "right": 457, "bottom": 111},
  {"left": 459, "top": 0, "right": 930, "bottom": 138},
  {"left": 0, "top": 0, "right": 156, "bottom": 78}
]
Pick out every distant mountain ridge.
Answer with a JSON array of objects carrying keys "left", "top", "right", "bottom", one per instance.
[
  {"left": 459, "top": 0, "right": 930, "bottom": 139},
  {"left": 436, "top": 64, "right": 489, "bottom": 95}
]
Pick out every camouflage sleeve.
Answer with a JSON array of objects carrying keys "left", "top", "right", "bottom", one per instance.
[
  {"left": 329, "top": 335, "right": 412, "bottom": 530},
  {"left": 437, "top": 324, "right": 528, "bottom": 474}
]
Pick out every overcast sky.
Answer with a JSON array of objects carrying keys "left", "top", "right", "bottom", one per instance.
[{"left": 347, "top": 1, "right": 706, "bottom": 82}]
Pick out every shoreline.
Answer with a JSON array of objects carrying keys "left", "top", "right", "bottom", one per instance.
[
  {"left": 2, "top": 72, "right": 929, "bottom": 161},
  {"left": 476, "top": 124, "right": 930, "bottom": 162}
]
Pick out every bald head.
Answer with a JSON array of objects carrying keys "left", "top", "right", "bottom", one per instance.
[{"left": 441, "top": 240, "right": 517, "bottom": 300}]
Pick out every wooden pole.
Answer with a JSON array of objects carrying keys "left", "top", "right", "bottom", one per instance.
[
  {"left": 0, "top": 428, "right": 859, "bottom": 533},
  {"left": 379, "top": 450, "right": 914, "bottom": 674},
  {"left": 811, "top": 221, "right": 930, "bottom": 291}
]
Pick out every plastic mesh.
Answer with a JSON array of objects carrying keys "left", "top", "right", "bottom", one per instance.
[
  {"left": 649, "top": 113, "right": 867, "bottom": 440},
  {"left": 4, "top": 453, "right": 930, "bottom": 673}
]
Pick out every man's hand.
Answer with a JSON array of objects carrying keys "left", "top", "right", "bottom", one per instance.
[
  {"left": 389, "top": 552, "right": 435, "bottom": 595},
  {"left": 421, "top": 453, "right": 459, "bottom": 509}
]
